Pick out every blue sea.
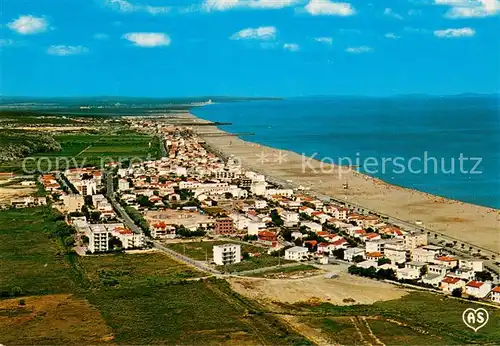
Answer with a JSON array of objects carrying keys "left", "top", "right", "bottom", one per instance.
[{"left": 192, "top": 95, "right": 500, "bottom": 209}]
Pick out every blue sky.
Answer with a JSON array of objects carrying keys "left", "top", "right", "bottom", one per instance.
[{"left": 1, "top": 0, "right": 499, "bottom": 97}]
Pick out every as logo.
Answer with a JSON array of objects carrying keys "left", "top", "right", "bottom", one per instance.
[{"left": 462, "top": 308, "right": 489, "bottom": 332}]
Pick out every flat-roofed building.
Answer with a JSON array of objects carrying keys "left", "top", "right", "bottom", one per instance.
[{"left": 213, "top": 243, "right": 241, "bottom": 266}]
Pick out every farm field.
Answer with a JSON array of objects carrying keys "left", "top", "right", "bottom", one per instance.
[
  {"left": 0, "top": 130, "right": 158, "bottom": 173},
  {"left": 0, "top": 208, "right": 308, "bottom": 345},
  {"left": 0, "top": 207, "right": 76, "bottom": 297},
  {"left": 288, "top": 291, "right": 500, "bottom": 345}
]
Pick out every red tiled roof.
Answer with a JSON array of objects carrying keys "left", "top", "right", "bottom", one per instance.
[
  {"left": 441, "top": 276, "right": 461, "bottom": 284},
  {"left": 466, "top": 280, "right": 484, "bottom": 288},
  {"left": 436, "top": 256, "right": 458, "bottom": 262},
  {"left": 366, "top": 251, "right": 383, "bottom": 258},
  {"left": 492, "top": 286, "right": 500, "bottom": 293}
]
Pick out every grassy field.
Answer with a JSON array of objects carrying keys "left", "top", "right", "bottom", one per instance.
[
  {"left": 0, "top": 207, "right": 76, "bottom": 297},
  {"left": 165, "top": 240, "right": 292, "bottom": 273},
  {"left": 291, "top": 291, "right": 500, "bottom": 345},
  {"left": 0, "top": 208, "right": 309, "bottom": 344},
  {"left": 250, "top": 264, "right": 320, "bottom": 278},
  {"left": 165, "top": 240, "right": 264, "bottom": 261},
  {"left": 0, "top": 131, "right": 157, "bottom": 173}
]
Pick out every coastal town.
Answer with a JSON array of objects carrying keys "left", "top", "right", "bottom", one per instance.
[{"left": 4, "top": 117, "right": 500, "bottom": 306}]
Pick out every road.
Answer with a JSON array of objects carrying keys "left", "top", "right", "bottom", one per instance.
[
  {"left": 105, "top": 171, "right": 143, "bottom": 235},
  {"left": 152, "top": 241, "right": 220, "bottom": 274}
]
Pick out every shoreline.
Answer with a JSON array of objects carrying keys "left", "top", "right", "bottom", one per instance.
[{"left": 177, "top": 112, "right": 499, "bottom": 255}]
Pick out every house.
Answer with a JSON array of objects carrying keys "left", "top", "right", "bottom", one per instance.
[
  {"left": 459, "top": 259, "right": 483, "bottom": 273},
  {"left": 284, "top": 246, "right": 309, "bottom": 261},
  {"left": 301, "top": 222, "right": 323, "bottom": 233},
  {"left": 465, "top": 280, "right": 492, "bottom": 298},
  {"left": 440, "top": 276, "right": 466, "bottom": 294},
  {"left": 150, "top": 222, "right": 176, "bottom": 238},
  {"left": 422, "top": 273, "right": 446, "bottom": 287},
  {"left": 356, "top": 260, "right": 378, "bottom": 269},
  {"left": 213, "top": 244, "right": 241, "bottom": 266},
  {"left": 421, "top": 245, "right": 443, "bottom": 256},
  {"left": 344, "top": 247, "right": 365, "bottom": 262},
  {"left": 258, "top": 231, "right": 277, "bottom": 244},
  {"left": 397, "top": 267, "right": 421, "bottom": 280},
  {"left": 428, "top": 264, "right": 450, "bottom": 277},
  {"left": 490, "top": 286, "right": 500, "bottom": 304},
  {"left": 362, "top": 233, "right": 381, "bottom": 242},
  {"left": 365, "top": 252, "right": 384, "bottom": 262}
]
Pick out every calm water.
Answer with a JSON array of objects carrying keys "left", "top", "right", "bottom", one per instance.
[{"left": 192, "top": 96, "right": 500, "bottom": 209}]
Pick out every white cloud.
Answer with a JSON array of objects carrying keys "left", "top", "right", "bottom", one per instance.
[
  {"left": 434, "top": 27, "right": 476, "bottom": 37},
  {"left": 123, "top": 32, "right": 171, "bottom": 47},
  {"left": 203, "top": 0, "right": 301, "bottom": 11},
  {"left": 314, "top": 36, "right": 333, "bottom": 44},
  {"left": 345, "top": 45, "right": 373, "bottom": 53},
  {"left": 7, "top": 15, "right": 49, "bottom": 35},
  {"left": 283, "top": 43, "right": 300, "bottom": 51},
  {"left": 230, "top": 26, "right": 277, "bottom": 40},
  {"left": 384, "top": 7, "right": 404, "bottom": 19},
  {"left": 105, "top": 0, "right": 170, "bottom": 15},
  {"left": 384, "top": 32, "right": 401, "bottom": 39},
  {"left": 434, "top": 0, "right": 500, "bottom": 18},
  {"left": 47, "top": 45, "right": 89, "bottom": 56},
  {"left": 94, "top": 33, "right": 109, "bottom": 40},
  {"left": 304, "top": 0, "right": 356, "bottom": 16}
]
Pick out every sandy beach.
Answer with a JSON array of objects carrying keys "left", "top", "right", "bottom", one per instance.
[{"left": 176, "top": 113, "right": 499, "bottom": 254}]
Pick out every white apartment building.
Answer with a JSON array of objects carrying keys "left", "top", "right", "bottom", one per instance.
[
  {"left": 81, "top": 178, "right": 97, "bottom": 196},
  {"left": 88, "top": 224, "right": 110, "bottom": 253},
  {"left": 411, "top": 248, "right": 436, "bottom": 263},
  {"left": 285, "top": 246, "right": 309, "bottom": 261},
  {"left": 62, "top": 194, "right": 84, "bottom": 212},
  {"left": 384, "top": 243, "right": 408, "bottom": 264},
  {"left": 459, "top": 259, "right": 483, "bottom": 273},
  {"left": 118, "top": 178, "right": 130, "bottom": 191},
  {"left": 213, "top": 244, "right": 241, "bottom": 266},
  {"left": 404, "top": 233, "right": 428, "bottom": 250},
  {"left": 281, "top": 211, "right": 299, "bottom": 225}
]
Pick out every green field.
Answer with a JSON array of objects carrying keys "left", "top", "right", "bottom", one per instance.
[
  {"left": 0, "top": 207, "right": 76, "bottom": 297},
  {"left": 165, "top": 240, "right": 292, "bottom": 273},
  {"left": 250, "top": 264, "right": 319, "bottom": 278},
  {"left": 292, "top": 292, "right": 500, "bottom": 345},
  {"left": 0, "top": 208, "right": 309, "bottom": 345},
  {"left": 165, "top": 240, "right": 264, "bottom": 261},
  {"left": 0, "top": 131, "right": 158, "bottom": 173}
]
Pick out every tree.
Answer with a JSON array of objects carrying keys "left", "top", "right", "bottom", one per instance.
[
  {"left": 377, "top": 258, "right": 391, "bottom": 266},
  {"left": 451, "top": 287, "right": 462, "bottom": 298},
  {"left": 475, "top": 271, "right": 493, "bottom": 282},
  {"left": 420, "top": 265, "right": 428, "bottom": 277},
  {"left": 331, "top": 249, "right": 345, "bottom": 260},
  {"left": 224, "top": 192, "right": 233, "bottom": 199},
  {"left": 63, "top": 236, "right": 75, "bottom": 247},
  {"left": 281, "top": 229, "right": 293, "bottom": 242},
  {"left": 108, "top": 236, "right": 123, "bottom": 251},
  {"left": 352, "top": 255, "right": 364, "bottom": 263},
  {"left": 270, "top": 209, "right": 284, "bottom": 227}
]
